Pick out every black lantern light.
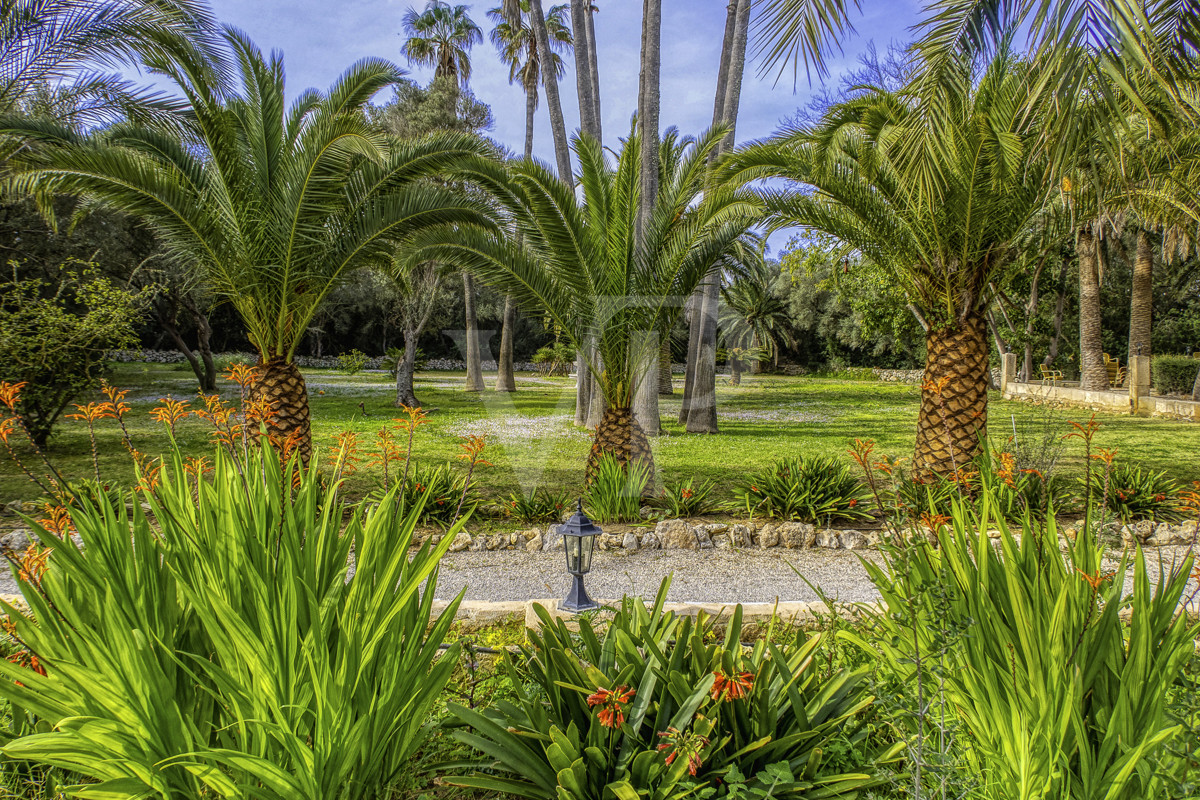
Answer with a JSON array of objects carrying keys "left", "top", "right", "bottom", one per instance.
[{"left": 560, "top": 499, "right": 601, "bottom": 612}]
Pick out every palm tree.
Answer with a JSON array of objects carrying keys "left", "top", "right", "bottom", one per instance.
[
  {"left": 487, "top": 1, "right": 571, "bottom": 162},
  {"left": 401, "top": 1, "right": 482, "bottom": 89},
  {"left": 719, "top": 257, "right": 795, "bottom": 376},
  {"left": 488, "top": 0, "right": 571, "bottom": 392},
  {"left": 724, "top": 49, "right": 1052, "bottom": 477},
  {"left": 2, "top": 29, "right": 495, "bottom": 459},
  {"left": 0, "top": 0, "right": 213, "bottom": 131},
  {"left": 406, "top": 127, "right": 758, "bottom": 479},
  {"left": 401, "top": 1, "right": 487, "bottom": 392}
]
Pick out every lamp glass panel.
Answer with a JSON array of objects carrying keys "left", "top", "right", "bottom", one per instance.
[
  {"left": 579, "top": 534, "right": 594, "bottom": 573},
  {"left": 565, "top": 534, "right": 581, "bottom": 572}
]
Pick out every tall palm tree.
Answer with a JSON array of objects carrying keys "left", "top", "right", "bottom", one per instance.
[
  {"left": 632, "top": 0, "right": 662, "bottom": 436},
  {"left": 724, "top": 49, "right": 1052, "bottom": 477},
  {"left": 0, "top": 0, "right": 213, "bottom": 130},
  {"left": 487, "top": 1, "right": 571, "bottom": 162},
  {"left": 406, "top": 127, "right": 758, "bottom": 479},
  {"left": 401, "top": 1, "right": 487, "bottom": 391},
  {"left": 719, "top": 257, "right": 795, "bottom": 375},
  {"left": 2, "top": 29, "right": 495, "bottom": 459},
  {"left": 488, "top": 0, "right": 571, "bottom": 392},
  {"left": 401, "top": 1, "right": 482, "bottom": 89}
]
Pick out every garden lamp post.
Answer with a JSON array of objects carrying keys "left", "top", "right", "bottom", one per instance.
[{"left": 561, "top": 499, "right": 600, "bottom": 612}]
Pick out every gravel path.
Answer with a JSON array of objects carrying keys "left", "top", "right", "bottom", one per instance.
[{"left": 433, "top": 548, "right": 888, "bottom": 604}]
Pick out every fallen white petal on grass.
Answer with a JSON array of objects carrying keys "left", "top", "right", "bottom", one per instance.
[{"left": 448, "top": 414, "right": 590, "bottom": 443}]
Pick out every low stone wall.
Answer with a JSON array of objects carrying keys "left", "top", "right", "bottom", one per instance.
[
  {"left": 437, "top": 516, "right": 1199, "bottom": 555},
  {"left": 1004, "top": 381, "right": 1132, "bottom": 414}
]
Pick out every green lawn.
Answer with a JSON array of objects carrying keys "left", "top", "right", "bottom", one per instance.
[{"left": 2, "top": 362, "right": 1199, "bottom": 503}]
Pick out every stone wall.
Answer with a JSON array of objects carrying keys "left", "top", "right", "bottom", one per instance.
[{"left": 433, "top": 516, "right": 1199, "bottom": 555}]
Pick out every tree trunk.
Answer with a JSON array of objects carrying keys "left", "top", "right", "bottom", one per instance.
[
  {"left": 1128, "top": 227, "right": 1153, "bottom": 363},
  {"left": 680, "top": 0, "right": 739, "bottom": 423},
  {"left": 1192, "top": 366, "right": 1200, "bottom": 402},
  {"left": 570, "top": 0, "right": 599, "bottom": 141},
  {"left": 632, "top": 0, "right": 662, "bottom": 437},
  {"left": 585, "top": 405, "right": 654, "bottom": 483},
  {"left": 253, "top": 356, "right": 313, "bottom": 463},
  {"left": 1042, "top": 255, "right": 1071, "bottom": 371},
  {"left": 463, "top": 272, "right": 485, "bottom": 392},
  {"left": 157, "top": 309, "right": 208, "bottom": 392},
  {"left": 524, "top": 83, "right": 536, "bottom": 159},
  {"left": 1078, "top": 226, "right": 1107, "bottom": 391},
  {"left": 730, "top": 357, "right": 742, "bottom": 386},
  {"left": 658, "top": 338, "right": 673, "bottom": 394},
  {"left": 586, "top": 348, "right": 605, "bottom": 428},
  {"left": 1021, "top": 254, "right": 1048, "bottom": 382},
  {"left": 496, "top": 294, "right": 517, "bottom": 392},
  {"left": 913, "top": 312, "right": 989, "bottom": 479},
  {"left": 575, "top": 350, "right": 591, "bottom": 426},
  {"left": 395, "top": 329, "right": 420, "bottom": 408},
  {"left": 686, "top": 0, "right": 750, "bottom": 434},
  {"left": 585, "top": 1, "right": 602, "bottom": 143},
  {"left": 531, "top": 0, "right": 573, "bottom": 185}
]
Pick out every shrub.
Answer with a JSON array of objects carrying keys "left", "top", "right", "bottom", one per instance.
[
  {"left": 395, "top": 461, "right": 479, "bottom": 526},
  {"left": 1088, "top": 460, "right": 1183, "bottom": 523},
  {"left": 336, "top": 348, "right": 368, "bottom": 375},
  {"left": 506, "top": 486, "right": 571, "bottom": 523},
  {"left": 447, "top": 578, "right": 890, "bottom": 798},
  {"left": 0, "top": 264, "right": 147, "bottom": 445},
  {"left": 853, "top": 494, "right": 1197, "bottom": 800},
  {"left": 0, "top": 443, "right": 464, "bottom": 798},
  {"left": 531, "top": 342, "right": 574, "bottom": 376},
  {"left": 1152, "top": 354, "right": 1200, "bottom": 395},
  {"left": 735, "top": 455, "right": 872, "bottom": 522},
  {"left": 585, "top": 454, "right": 651, "bottom": 522},
  {"left": 657, "top": 476, "right": 718, "bottom": 518}
]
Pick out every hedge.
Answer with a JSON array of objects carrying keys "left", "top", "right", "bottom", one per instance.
[{"left": 1151, "top": 354, "right": 1200, "bottom": 395}]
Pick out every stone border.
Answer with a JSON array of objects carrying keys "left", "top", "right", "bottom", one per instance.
[{"left": 439, "top": 517, "right": 1200, "bottom": 555}]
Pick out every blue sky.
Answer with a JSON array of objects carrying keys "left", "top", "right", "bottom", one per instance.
[{"left": 197, "top": 0, "right": 923, "bottom": 250}]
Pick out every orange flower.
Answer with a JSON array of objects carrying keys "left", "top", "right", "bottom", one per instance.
[
  {"left": 183, "top": 456, "right": 213, "bottom": 480},
  {"left": 587, "top": 685, "right": 634, "bottom": 729},
  {"left": 225, "top": 363, "right": 259, "bottom": 389},
  {"left": 920, "top": 512, "right": 952, "bottom": 533},
  {"left": 7, "top": 650, "right": 47, "bottom": 686},
  {"left": 394, "top": 404, "right": 430, "bottom": 433},
  {"left": 847, "top": 438, "right": 876, "bottom": 471},
  {"left": 65, "top": 402, "right": 115, "bottom": 424},
  {"left": 0, "top": 417, "right": 17, "bottom": 445},
  {"left": 1077, "top": 568, "right": 1114, "bottom": 592},
  {"left": 99, "top": 382, "right": 131, "bottom": 419},
  {"left": 149, "top": 396, "right": 191, "bottom": 435},
  {"left": 331, "top": 431, "right": 362, "bottom": 476},
  {"left": 0, "top": 381, "right": 27, "bottom": 411},
  {"left": 921, "top": 376, "right": 951, "bottom": 395},
  {"left": 457, "top": 435, "right": 492, "bottom": 467},
  {"left": 16, "top": 544, "right": 50, "bottom": 585},
  {"left": 1091, "top": 448, "right": 1118, "bottom": 467},
  {"left": 656, "top": 726, "right": 709, "bottom": 776},
  {"left": 38, "top": 503, "right": 72, "bottom": 537},
  {"left": 711, "top": 669, "right": 754, "bottom": 702},
  {"left": 1063, "top": 415, "right": 1101, "bottom": 444},
  {"left": 681, "top": 487, "right": 694, "bottom": 500}
]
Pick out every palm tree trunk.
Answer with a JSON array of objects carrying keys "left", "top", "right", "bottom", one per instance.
[
  {"left": 531, "top": 0, "right": 573, "bottom": 184},
  {"left": 570, "top": 0, "right": 600, "bottom": 140},
  {"left": 575, "top": 350, "right": 591, "bottom": 426},
  {"left": 585, "top": 405, "right": 655, "bottom": 483},
  {"left": 496, "top": 294, "right": 517, "bottom": 391},
  {"left": 1078, "top": 226, "right": 1107, "bottom": 391},
  {"left": 686, "top": 0, "right": 750, "bottom": 434},
  {"left": 730, "top": 357, "right": 742, "bottom": 386},
  {"left": 658, "top": 338, "right": 673, "bottom": 394},
  {"left": 395, "top": 329, "right": 420, "bottom": 407},
  {"left": 463, "top": 271, "right": 485, "bottom": 392},
  {"left": 1128, "top": 227, "right": 1153, "bottom": 362},
  {"left": 523, "top": 84, "right": 536, "bottom": 159},
  {"left": 585, "top": 2, "right": 602, "bottom": 141},
  {"left": 1042, "top": 255, "right": 1070, "bottom": 372},
  {"left": 632, "top": 0, "right": 662, "bottom": 437},
  {"left": 913, "top": 311, "right": 989, "bottom": 479},
  {"left": 253, "top": 356, "right": 313, "bottom": 463},
  {"left": 680, "top": 0, "right": 739, "bottom": 424}
]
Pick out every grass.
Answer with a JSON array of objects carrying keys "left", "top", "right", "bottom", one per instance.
[{"left": 2, "top": 361, "right": 1199, "bottom": 504}]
